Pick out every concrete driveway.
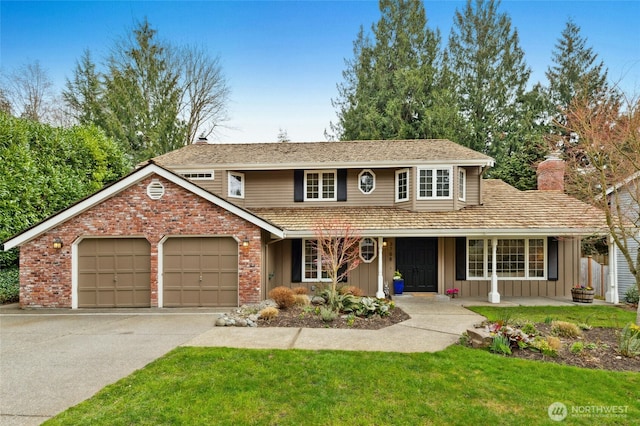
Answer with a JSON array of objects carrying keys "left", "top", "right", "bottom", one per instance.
[{"left": 0, "top": 307, "right": 218, "bottom": 426}]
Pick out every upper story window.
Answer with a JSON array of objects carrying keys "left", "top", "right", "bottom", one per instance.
[
  {"left": 458, "top": 168, "right": 466, "bottom": 201},
  {"left": 179, "top": 170, "right": 215, "bottom": 180},
  {"left": 228, "top": 172, "right": 244, "bottom": 198},
  {"left": 395, "top": 169, "right": 409, "bottom": 202},
  {"left": 358, "top": 170, "right": 375, "bottom": 194},
  {"left": 418, "top": 167, "right": 452, "bottom": 199},
  {"left": 359, "top": 237, "right": 377, "bottom": 263},
  {"left": 305, "top": 170, "right": 336, "bottom": 201}
]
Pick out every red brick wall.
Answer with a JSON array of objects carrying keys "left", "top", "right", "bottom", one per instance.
[{"left": 19, "top": 175, "right": 263, "bottom": 308}]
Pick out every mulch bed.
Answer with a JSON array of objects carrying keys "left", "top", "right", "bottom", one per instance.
[
  {"left": 257, "top": 305, "right": 410, "bottom": 330},
  {"left": 505, "top": 323, "right": 640, "bottom": 373}
]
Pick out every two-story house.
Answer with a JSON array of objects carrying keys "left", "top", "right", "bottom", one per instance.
[{"left": 3, "top": 139, "right": 613, "bottom": 309}]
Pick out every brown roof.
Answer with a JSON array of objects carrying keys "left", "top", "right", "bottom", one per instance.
[
  {"left": 249, "top": 180, "right": 609, "bottom": 237},
  {"left": 152, "top": 139, "right": 494, "bottom": 169}
]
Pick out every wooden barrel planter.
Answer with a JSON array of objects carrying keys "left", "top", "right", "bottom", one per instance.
[{"left": 571, "top": 288, "right": 595, "bottom": 303}]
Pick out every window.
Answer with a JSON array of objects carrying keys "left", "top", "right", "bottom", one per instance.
[
  {"left": 418, "top": 167, "right": 452, "bottom": 199},
  {"left": 305, "top": 170, "right": 336, "bottom": 201},
  {"left": 395, "top": 169, "right": 409, "bottom": 202},
  {"left": 358, "top": 170, "right": 375, "bottom": 194},
  {"left": 467, "top": 238, "right": 546, "bottom": 280},
  {"left": 359, "top": 238, "right": 377, "bottom": 263},
  {"left": 303, "top": 239, "right": 330, "bottom": 281},
  {"left": 228, "top": 172, "right": 244, "bottom": 198},
  {"left": 458, "top": 168, "right": 466, "bottom": 201},
  {"left": 179, "top": 170, "right": 214, "bottom": 180}
]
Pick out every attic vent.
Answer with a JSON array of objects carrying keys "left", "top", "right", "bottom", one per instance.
[{"left": 147, "top": 180, "right": 165, "bottom": 200}]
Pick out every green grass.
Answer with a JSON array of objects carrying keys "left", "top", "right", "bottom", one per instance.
[
  {"left": 467, "top": 305, "right": 636, "bottom": 328},
  {"left": 46, "top": 345, "right": 639, "bottom": 426}
]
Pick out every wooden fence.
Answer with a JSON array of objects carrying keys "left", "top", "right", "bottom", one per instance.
[{"left": 580, "top": 256, "right": 609, "bottom": 297}]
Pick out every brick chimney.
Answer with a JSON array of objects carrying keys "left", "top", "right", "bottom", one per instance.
[{"left": 537, "top": 154, "right": 565, "bottom": 191}]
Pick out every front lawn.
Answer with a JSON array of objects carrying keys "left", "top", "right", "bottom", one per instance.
[
  {"left": 47, "top": 345, "right": 638, "bottom": 425},
  {"left": 467, "top": 305, "right": 636, "bottom": 328}
]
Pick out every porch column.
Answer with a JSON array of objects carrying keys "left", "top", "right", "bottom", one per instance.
[
  {"left": 606, "top": 236, "right": 619, "bottom": 304},
  {"left": 488, "top": 237, "right": 500, "bottom": 303},
  {"left": 376, "top": 237, "right": 385, "bottom": 299}
]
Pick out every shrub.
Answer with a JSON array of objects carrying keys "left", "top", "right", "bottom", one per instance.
[
  {"left": 624, "top": 286, "right": 639, "bottom": 305},
  {"left": 0, "top": 268, "right": 19, "bottom": 304},
  {"left": 293, "top": 294, "right": 310, "bottom": 307},
  {"left": 521, "top": 322, "right": 538, "bottom": 336},
  {"left": 570, "top": 342, "right": 584, "bottom": 354},
  {"left": 551, "top": 321, "right": 582, "bottom": 338},
  {"left": 546, "top": 336, "right": 562, "bottom": 351},
  {"left": 618, "top": 323, "right": 640, "bottom": 357},
  {"left": 489, "top": 335, "right": 512, "bottom": 355},
  {"left": 339, "top": 286, "right": 365, "bottom": 297},
  {"left": 268, "top": 286, "right": 296, "bottom": 309},
  {"left": 530, "top": 336, "right": 558, "bottom": 357},
  {"left": 292, "top": 286, "right": 309, "bottom": 295},
  {"left": 259, "top": 306, "right": 279, "bottom": 321},
  {"left": 320, "top": 307, "right": 337, "bottom": 322}
]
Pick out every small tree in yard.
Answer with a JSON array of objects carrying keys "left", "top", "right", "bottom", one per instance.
[
  {"left": 561, "top": 91, "right": 640, "bottom": 324},
  {"left": 312, "top": 220, "right": 362, "bottom": 311}
]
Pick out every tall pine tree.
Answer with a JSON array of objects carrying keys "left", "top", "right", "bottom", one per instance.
[
  {"left": 445, "top": 0, "right": 545, "bottom": 189},
  {"left": 331, "top": 0, "right": 457, "bottom": 141}
]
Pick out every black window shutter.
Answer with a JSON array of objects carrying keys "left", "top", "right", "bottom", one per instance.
[
  {"left": 294, "top": 170, "right": 304, "bottom": 202},
  {"left": 291, "top": 239, "right": 302, "bottom": 283},
  {"left": 337, "top": 169, "right": 347, "bottom": 202},
  {"left": 547, "top": 237, "right": 559, "bottom": 281},
  {"left": 455, "top": 237, "right": 466, "bottom": 281}
]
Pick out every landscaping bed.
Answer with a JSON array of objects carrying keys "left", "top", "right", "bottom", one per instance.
[
  {"left": 465, "top": 305, "right": 640, "bottom": 373},
  {"left": 258, "top": 303, "right": 410, "bottom": 329}
]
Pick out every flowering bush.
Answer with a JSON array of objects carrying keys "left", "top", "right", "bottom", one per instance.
[{"left": 446, "top": 288, "right": 459, "bottom": 295}]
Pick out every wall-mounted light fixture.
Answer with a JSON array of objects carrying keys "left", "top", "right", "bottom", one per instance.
[
  {"left": 242, "top": 238, "right": 250, "bottom": 247},
  {"left": 52, "top": 237, "right": 63, "bottom": 250},
  {"left": 382, "top": 240, "right": 388, "bottom": 248}
]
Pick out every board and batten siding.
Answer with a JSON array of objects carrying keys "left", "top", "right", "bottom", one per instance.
[{"left": 441, "top": 236, "right": 581, "bottom": 298}]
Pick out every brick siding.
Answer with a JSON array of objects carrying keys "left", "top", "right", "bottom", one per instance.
[{"left": 19, "top": 175, "right": 263, "bottom": 308}]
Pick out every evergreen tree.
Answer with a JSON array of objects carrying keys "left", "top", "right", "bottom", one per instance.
[
  {"left": 103, "top": 19, "right": 186, "bottom": 163},
  {"left": 331, "top": 0, "right": 455, "bottom": 140},
  {"left": 62, "top": 50, "right": 104, "bottom": 126},
  {"left": 445, "top": 0, "right": 544, "bottom": 189},
  {"left": 546, "top": 19, "right": 611, "bottom": 117}
]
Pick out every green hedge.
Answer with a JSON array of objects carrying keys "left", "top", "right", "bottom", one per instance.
[{"left": 0, "top": 267, "right": 19, "bottom": 304}]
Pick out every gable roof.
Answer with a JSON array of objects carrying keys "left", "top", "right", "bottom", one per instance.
[
  {"left": 250, "top": 180, "right": 609, "bottom": 237},
  {"left": 2, "top": 162, "right": 284, "bottom": 251},
  {"left": 152, "top": 139, "right": 495, "bottom": 170}
]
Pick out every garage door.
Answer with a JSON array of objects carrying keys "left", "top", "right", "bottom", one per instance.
[
  {"left": 163, "top": 237, "right": 238, "bottom": 307},
  {"left": 78, "top": 238, "right": 151, "bottom": 308}
]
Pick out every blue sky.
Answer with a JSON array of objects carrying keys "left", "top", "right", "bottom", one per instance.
[{"left": 1, "top": 1, "right": 639, "bottom": 143}]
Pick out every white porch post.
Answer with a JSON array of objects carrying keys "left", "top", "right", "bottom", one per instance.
[
  {"left": 376, "top": 237, "right": 385, "bottom": 299},
  {"left": 606, "top": 236, "right": 619, "bottom": 304},
  {"left": 488, "top": 237, "right": 500, "bottom": 303}
]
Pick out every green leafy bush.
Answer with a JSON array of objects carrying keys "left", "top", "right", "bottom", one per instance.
[
  {"left": 489, "top": 335, "right": 512, "bottom": 355},
  {"left": 320, "top": 307, "right": 337, "bottom": 322},
  {"left": 624, "top": 286, "right": 639, "bottom": 305},
  {"left": 570, "top": 342, "right": 584, "bottom": 354},
  {"left": 618, "top": 323, "right": 640, "bottom": 357},
  {"left": 0, "top": 267, "right": 19, "bottom": 304}
]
